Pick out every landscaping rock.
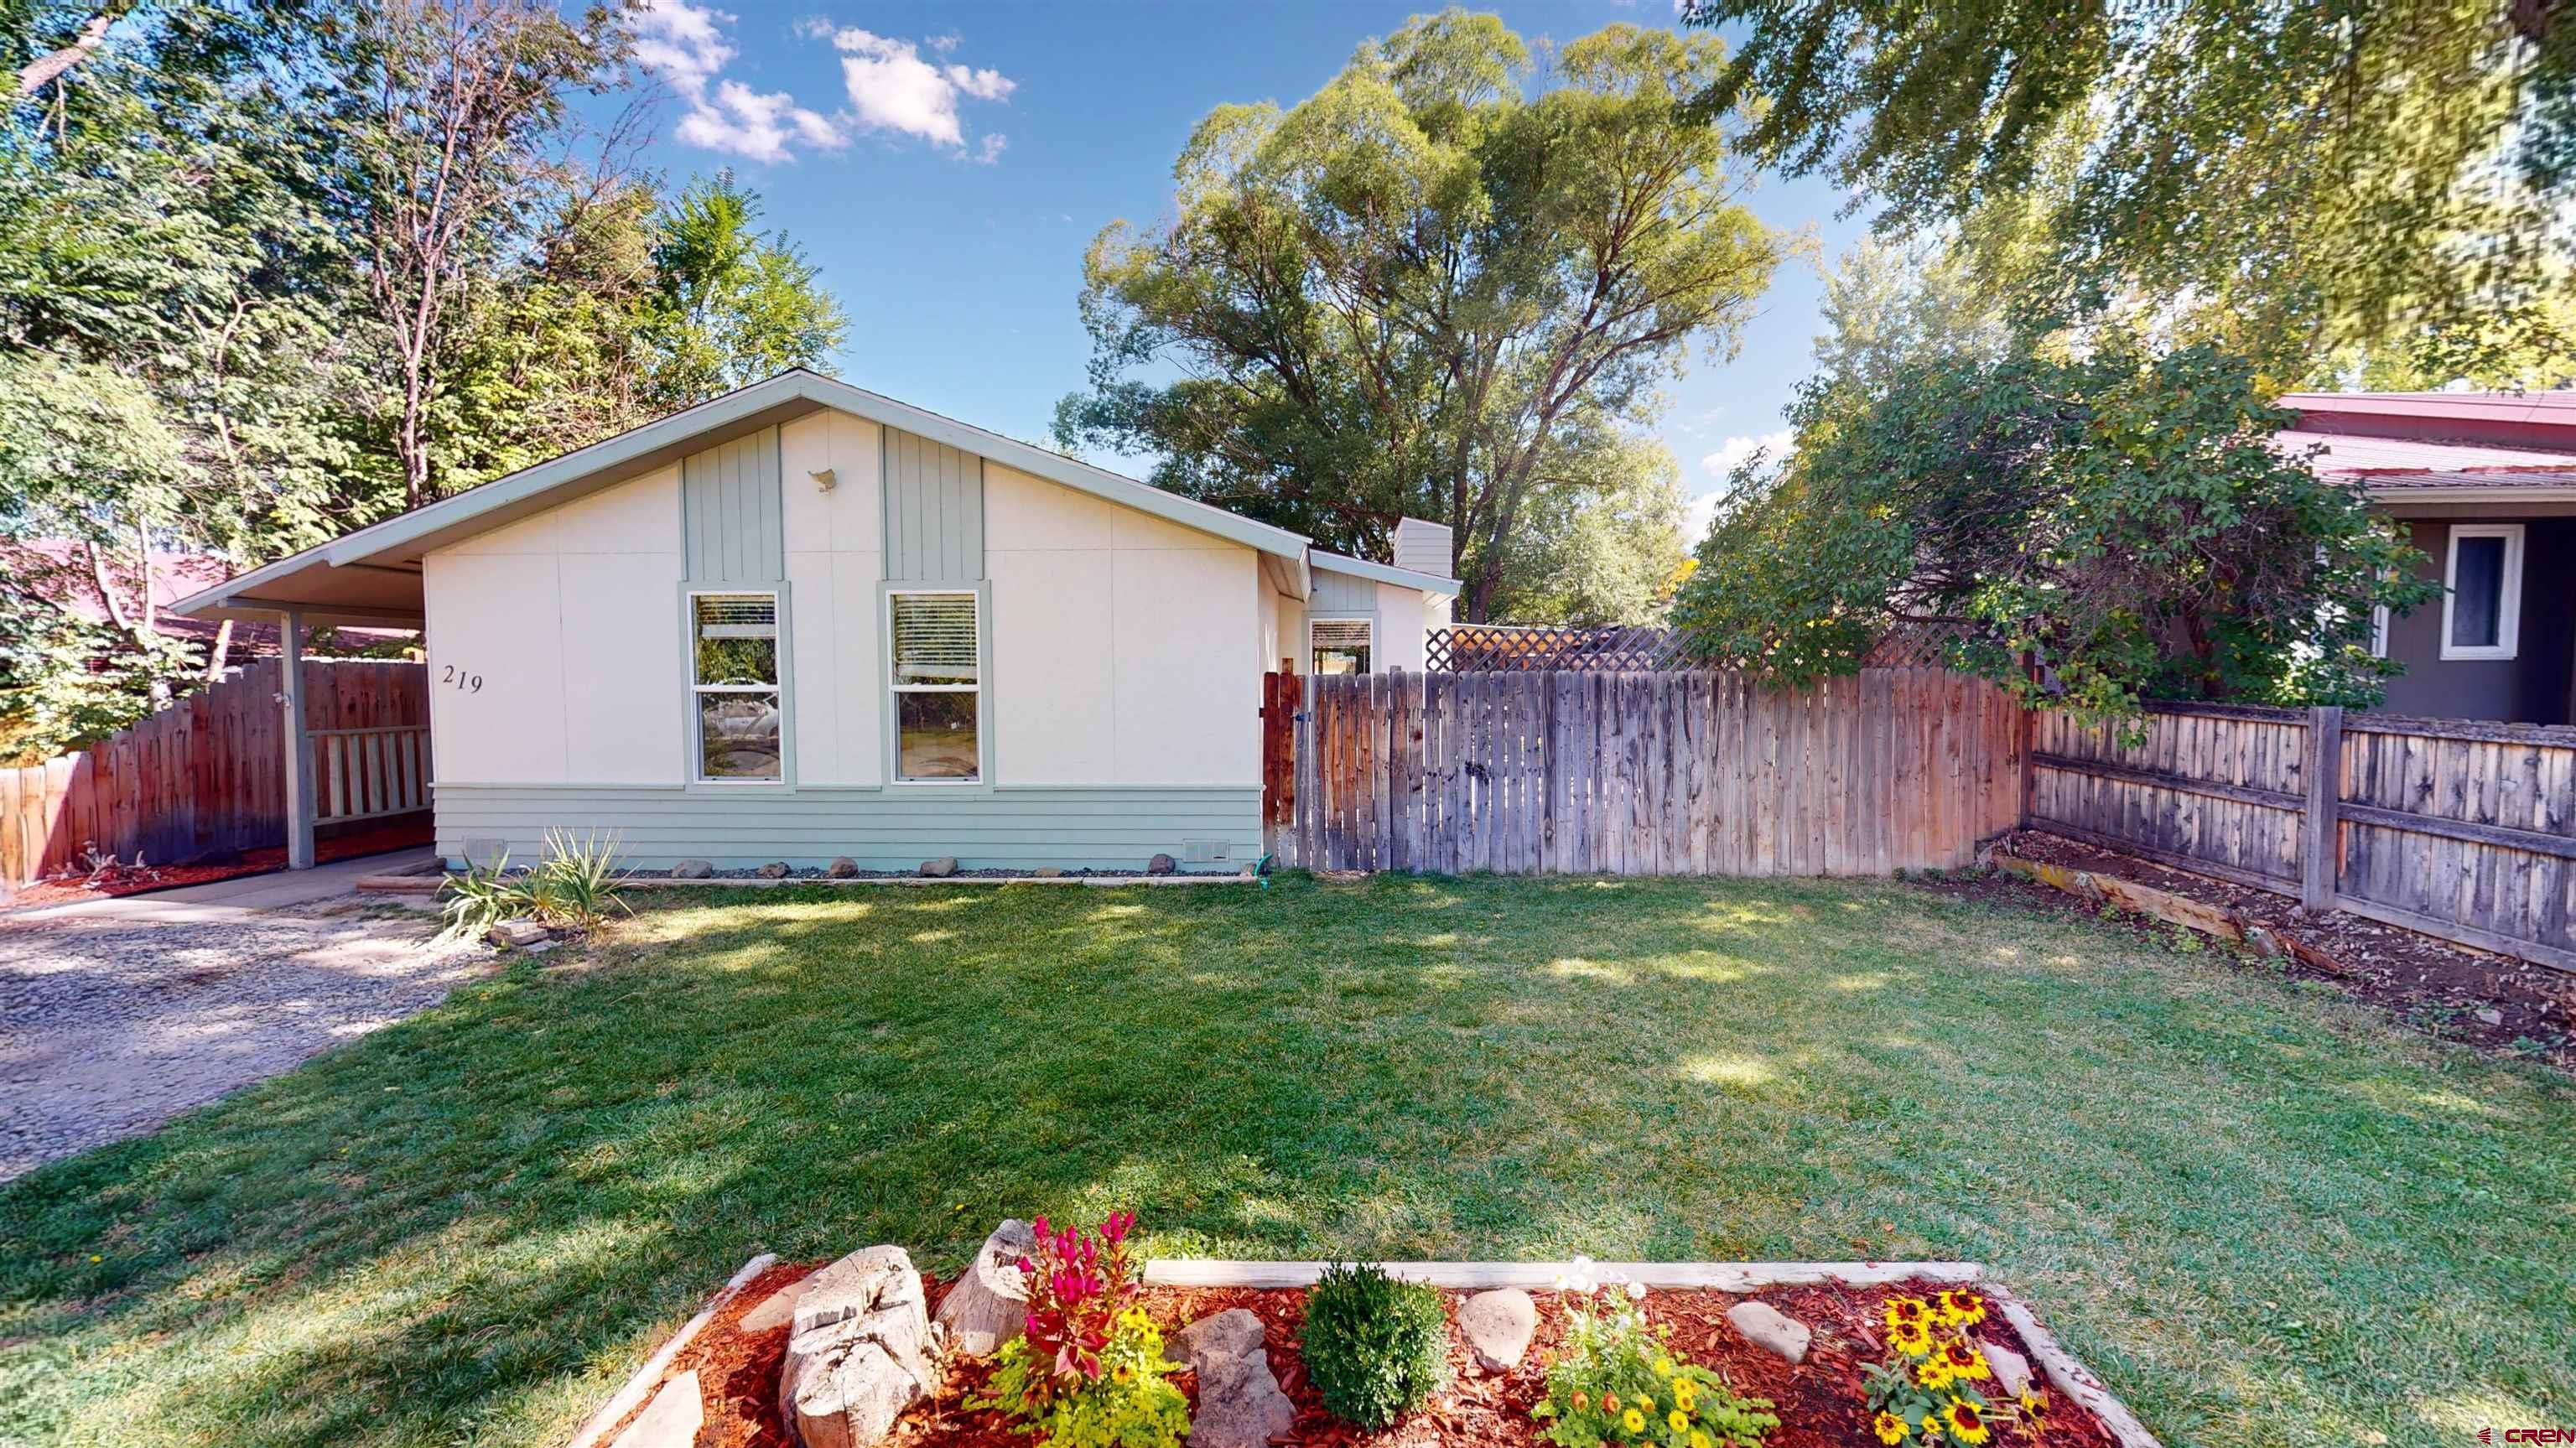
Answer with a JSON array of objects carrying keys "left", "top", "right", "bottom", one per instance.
[
  {"left": 782, "top": 1246, "right": 939, "bottom": 1448},
  {"left": 826, "top": 857, "right": 860, "bottom": 879},
  {"left": 1457, "top": 1289, "right": 1537, "bottom": 1373},
  {"left": 1032, "top": 866, "right": 1066, "bottom": 879},
  {"left": 920, "top": 857, "right": 959, "bottom": 878},
  {"left": 2475, "top": 1006, "right": 2506, "bottom": 1026},
  {"left": 757, "top": 861, "right": 792, "bottom": 880},
  {"left": 1145, "top": 853, "right": 1177, "bottom": 875},
  {"left": 1977, "top": 1336, "right": 2033, "bottom": 1399},
  {"left": 1725, "top": 1300, "right": 1810, "bottom": 1364},
  {"left": 1187, "top": 1347, "right": 1296, "bottom": 1448},
  {"left": 610, "top": 1370, "right": 704, "bottom": 1448},
  {"left": 670, "top": 859, "right": 714, "bottom": 880},
  {"left": 2244, "top": 924, "right": 2285, "bottom": 958},
  {"left": 740, "top": 1273, "right": 818, "bottom": 1334},
  {"left": 935, "top": 1219, "right": 1037, "bottom": 1357},
  {"left": 487, "top": 919, "right": 548, "bottom": 947},
  {"left": 1164, "top": 1305, "right": 1265, "bottom": 1365}
]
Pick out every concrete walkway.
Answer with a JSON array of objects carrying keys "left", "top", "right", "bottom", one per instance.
[{"left": 7, "top": 847, "right": 442, "bottom": 924}]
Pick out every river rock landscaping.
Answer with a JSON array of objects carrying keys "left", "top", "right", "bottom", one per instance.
[{"left": 589, "top": 1225, "right": 2132, "bottom": 1448}]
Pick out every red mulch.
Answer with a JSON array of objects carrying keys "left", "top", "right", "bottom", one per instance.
[
  {"left": 0, "top": 818, "right": 432, "bottom": 911},
  {"left": 643, "top": 1267, "right": 2116, "bottom": 1448},
  {"left": 1929, "top": 829, "right": 2576, "bottom": 1071}
]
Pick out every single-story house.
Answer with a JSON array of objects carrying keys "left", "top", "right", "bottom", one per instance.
[
  {"left": 172, "top": 370, "right": 1458, "bottom": 872},
  {"left": 2280, "top": 390, "right": 2576, "bottom": 725}
]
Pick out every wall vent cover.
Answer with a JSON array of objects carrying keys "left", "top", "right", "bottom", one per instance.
[{"left": 1182, "top": 838, "right": 1228, "bottom": 864}]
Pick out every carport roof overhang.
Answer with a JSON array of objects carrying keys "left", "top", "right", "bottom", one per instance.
[{"left": 173, "top": 370, "right": 1330, "bottom": 627}]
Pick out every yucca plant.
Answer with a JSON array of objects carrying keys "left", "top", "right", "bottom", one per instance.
[
  {"left": 529, "top": 828, "right": 629, "bottom": 933},
  {"left": 436, "top": 851, "right": 531, "bottom": 944}
]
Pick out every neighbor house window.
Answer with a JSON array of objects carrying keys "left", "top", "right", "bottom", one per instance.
[
  {"left": 890, "top": 590, "right": 980, "bottom": 781},
  {"left": 2442, "top": 523, "right": 2523, "bottom": 661},
  {"left": 1311, "top": 617, "right": 1372, "bottom": 675},
  {"left": 693, "top": 594, "right": 782, "bottom": 781}
]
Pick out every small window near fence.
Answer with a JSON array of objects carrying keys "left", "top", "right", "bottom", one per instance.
[
  {"left": 1311, "top": 617, "right": 1372, "bottom": 676},
  {"left": 891, "top": 591, "right": 980, "bottom": 782},
  {"left": 2443, "top": 524, "right": 2523, "bottom": 661},
  {"left": 693, "top": 594, "right": 782, "bottom": 781}
]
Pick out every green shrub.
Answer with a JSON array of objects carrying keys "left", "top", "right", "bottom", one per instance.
[
  {"left": 1300, "top": 1262, "right": 1451, "bottom": 1429},
  {"left": 435, "top": 830, "right": 630, "bottom": 942}
]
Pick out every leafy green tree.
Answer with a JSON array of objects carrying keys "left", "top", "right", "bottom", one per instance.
[
  {"left": 641, "top": 173, "right": 849, "bottom": 411},
  {"left": 1483, "top": 433, "right": 1691, "bottom": 626},
  {"left": 1669, "top": 338, "right": 2441, "bottom": 722},
  {"left": 1057, "top": 12, "right": 1786, "bottom": 620},
  {"left": 1681, "top": 0, "right": 2573, "bottom": 367}
]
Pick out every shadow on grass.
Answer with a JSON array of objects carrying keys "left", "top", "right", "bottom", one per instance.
[{"left": 3, "top": 873, "right": 2573, "bottom": 1448}]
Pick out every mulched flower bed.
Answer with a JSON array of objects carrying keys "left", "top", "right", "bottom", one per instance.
[
  {"left": 1927, "top": 828, "right": 2575, "bottom": 1070},
  {"left": 0, "top": 819, "right": 433, "bottom": 912},
  {"left": 655, "top": 1264, "right": 2117, "bottom": 1448}
]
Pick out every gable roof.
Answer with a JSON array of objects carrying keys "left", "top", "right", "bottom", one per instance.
[
  {"left": 173, "top": 370, "right": 1367, "bottom": 624},
  {"left": 2274, "top": 390, "right": 2576, "bottom": 503},
  {"left": 1311, "top": 550, "right": 1459, "bottom": 595}
]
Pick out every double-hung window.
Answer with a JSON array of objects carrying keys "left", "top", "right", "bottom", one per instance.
[
  {"left": 890, "top": 590, "right": 981, "bottom": 782},
  {"left": 1311, "top": 617, "right": 1372, "bottom": 676},
  {"left": 692, "top": 594, "right": 782, "bottom": 781},
  {"left": 2442, "top": 523, "right": 2524, "bottom": 661}
]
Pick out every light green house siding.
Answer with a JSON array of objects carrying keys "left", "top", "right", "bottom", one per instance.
[
  {"left": 882, "top": 427, "right": 984, "bottom": 583},
  {"left": 682, "top": 427, "right": 785, "bottom": 584},
  {"left": 437, "top": 784, "right": 1260, "bottom": 872}
]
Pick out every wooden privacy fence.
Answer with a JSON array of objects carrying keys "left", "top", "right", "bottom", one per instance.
[
  {"left": 0, "top": 659, "right": 427, "bottom": 885},
  {"left": 1267, "top": 667, "right": 2023, "bottom": 875},
  {"left": 2029, "top": 702, "right": 2576, "bottom": 973}
]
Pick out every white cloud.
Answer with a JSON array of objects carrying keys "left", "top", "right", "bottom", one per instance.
[
  {"left": 631, "top": 0, "right": 844, "bottom": 162},
  {"left": 974, "top": 133, "right": 1008, "bottom": 165},
  {"left": 828, "top": 27, "right": 1015, "bottom": 151},
  {"left": 1699, "top": 428, "right": 1794, "bottom": 480}
]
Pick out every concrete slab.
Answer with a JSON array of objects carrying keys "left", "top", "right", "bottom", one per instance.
[{"left": 10, "top": 848, "right": 441, "bottom": 924}]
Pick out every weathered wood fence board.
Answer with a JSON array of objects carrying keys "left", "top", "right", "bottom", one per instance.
[
  {"left": 1276, "top": 667, "right": 2022, "bottom": 876},
  {"left": 2028, "top": 703, "right": 2576, "bottom": 973},
  {"left": 0, "top": 660, "right": 427, "bottom": 885}
]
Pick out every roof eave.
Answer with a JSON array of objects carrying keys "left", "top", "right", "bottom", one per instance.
[{"left": 1310, "top": 550, "right": 1462, "bottom": 596}]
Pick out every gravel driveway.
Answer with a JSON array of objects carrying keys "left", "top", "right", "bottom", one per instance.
[{"left": 0, "top": 908, "right": 490, "bottom": 1182}]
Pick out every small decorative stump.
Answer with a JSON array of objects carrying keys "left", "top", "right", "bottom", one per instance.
[
  {"left": 935, "top": 1220, "right": 1038, "bottom": 1357},
  {"left": 781, "top": 1247, "right": 938, "bottom": 1448}
]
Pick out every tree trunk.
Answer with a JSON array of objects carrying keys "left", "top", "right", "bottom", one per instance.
[{"left": 14, "top": 3, "right": 130, "bottom": 99}]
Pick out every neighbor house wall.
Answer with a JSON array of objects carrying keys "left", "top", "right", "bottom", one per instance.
[
  {"left": 429, "top": 406, "right": 1263, "bottom": 870},
  {"left": 2376, "top": 516, "right": 2576, "bottom": 724}
]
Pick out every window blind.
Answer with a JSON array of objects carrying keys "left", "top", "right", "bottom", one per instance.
[
  {"left": 891, "top": 593, "right": 979, "bottom": 685},
  {"left": 1311, "top": 618, "right": 1373, "bottom": 650}
]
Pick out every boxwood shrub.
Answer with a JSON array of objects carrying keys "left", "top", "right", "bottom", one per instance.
[{"left": 1300, "top": 1262, "right": 1452, "bottom": 1429}]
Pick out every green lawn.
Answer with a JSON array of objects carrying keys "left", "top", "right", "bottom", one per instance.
[{"left": 3, "top": 875, "right": 2570, "bottom": 1448}]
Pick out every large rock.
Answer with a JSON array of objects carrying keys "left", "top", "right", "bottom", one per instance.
[
  {"left": 919, "top": 857, "right": 959, "bottom": 878},
  {"left": 757, "top": 861, "right": 792, "bottom": 879},
  {"left": 934, "top": 1219, "right": 1037, "bottom": 1357},
  {"left": 611, "top": 1371, "right": 704, "bottom": 1448},
  {"left": 670, "top": 859, "right": 714, "bottom": 880},
  {"left": 1163, "top": 1305, "right": 1265, "bottom": 1365},
  {"left": 825, "top": 857, "right": 860, "bottom": 879},
  {"left": 1145, "top": 853, "right": 1178, "bottom": 875},
  {"left": 487, "top": 918, "right": 548, "bottom": 947},
  {"left": 1457, "top": 1289, "right": 1536, "bottom": 1373},
  {"left": 1976, "top": 1336, "right": 2033, "bottom": 1399},
  {"left": 1726, "top": 1300, "right": 1810, "bottom": 1364},
  {"left": 1188, "top": 1347, "right": 1296, "bottom": 1448},
  {"left": 781, "top": 1247, "right": 938, "bottom": 1448}
]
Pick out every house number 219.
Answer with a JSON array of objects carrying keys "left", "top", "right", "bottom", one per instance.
[{"left": 441, "top": 665, "right": 485, "bottom": 693}]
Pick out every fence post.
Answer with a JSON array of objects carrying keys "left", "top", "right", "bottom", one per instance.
[
  {"left": 279, "top": 609, "right": 314, "bottom": 871},
  {"left": 2301, "top": 705, "right": 2343, "bottom": 913}
]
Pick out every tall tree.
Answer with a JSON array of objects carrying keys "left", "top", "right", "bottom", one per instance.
[
  {"left": 345, "top": 0, "right": 626, "bottom": 509},
  {"left": 1669, "top": 336, "right": 2439, "bottom": 721},
  {"left": 1056, "top": 13, "right": 1785, "bottom": 620},
  {"left": 1681, "top": 0, "right": 2574, "bottom": 368},
  {"left": 640, "top": 173, "right": 849, "bottom": 410}
]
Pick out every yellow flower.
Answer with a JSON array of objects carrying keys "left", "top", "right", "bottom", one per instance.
[
  {"left": 1672, "top": 1380, "right": 1697, "bottom": 1412},
  {"left": 1921, "top": 1416, "right": 1944, "bottom": 1441},
  {"left": 2018, "top": 1389, "right": 2049, "bottom": 1423},
  {"left": 1943, "top": 1399, "right": 1993, "bottom": 1445},
  {"left": 1874, "top": 1410, "right": 1912, "bottom": 1445},
  {"left": 1885, "top": 1296, "right": 1932, "bottom": 1330},
  {"left": 1639, "top": 1395, "right": 1656, "bottom": 1416},
  {"left": 1653, "top": 1355, "right": 1675, "bottom": 1378},
  {"left": 1937, "top": 1290, "right": 1988, "bottom": 1327},
  {"left": 1670, "top": 1409, "right": 1690, "bottom": 1433},
  {"left": 1690, "top": 1434, "right": 1711, "bottom": 1448},
  {"left": 1623, "top": 1408, "right": 1647, "bottom": 1435},
  {"left": 1937, "top": 1337, "right": 1990, "bottom": 1382},
  {"left": 1888, "top": 1316, "right": 1935, "bottom": 1357},
  {"left": 1915, "top": 1354, "right": 1956, "bottom": 1392}
]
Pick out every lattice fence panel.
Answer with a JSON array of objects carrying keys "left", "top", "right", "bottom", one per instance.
[{"left": 1427, "top": 624, "right": 1685, "bottom": 672}]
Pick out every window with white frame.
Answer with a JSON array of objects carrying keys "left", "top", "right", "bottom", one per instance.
[
  {"left": 2442, "top": 523, "right": 2523, "bottom": 661},
  {"left": 890, "top": 590, "right": 981, "bottom": 781},
  {"left": 692, "top": 594, "right": 782, "bottom": 781},
  {"left": 1311, "top": 617, "right": 1371, "bottom": 675}
]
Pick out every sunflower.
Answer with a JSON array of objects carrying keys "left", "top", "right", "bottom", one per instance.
[
  {"left": 2018, "top": 1389, "right": 2049, "bottom": 1425},
  {"left": 1874, "top": 1410, "right": 1912, "bottom": 1445},
  {"left": 1886, "top": 1296, "right": 1932, "bottom": 1329},
  {"left": 1915, "top": 1354, "right": 1957, "bottom": 1392},
  {"left": 1888, "top": 1316, "right": 1935, "bottom": 1357},
  {"left": 1944, "top": 1399, "right": 1993, "bottom": 1445},
  {"left": 1623, "top": 1408, "right": 1648, "bottom": 1435},
  {"left": 1938, "top": 1338, "right": 1991, "bottom": 1381},
  {"left": 1937, "top": 1290, "right": 1988, "bottom": 1327}
]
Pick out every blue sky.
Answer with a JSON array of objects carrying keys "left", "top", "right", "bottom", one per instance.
[{"left": 621, "top": 0, "right": 1870, "bottom": 533}]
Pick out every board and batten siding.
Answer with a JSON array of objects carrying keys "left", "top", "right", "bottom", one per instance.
[
  {"left": 436, "top": 784, "right": 1260, "bottom": 870},
  {"left": 882, "top": 427, "right": 984, "bottom": 583},
  {"left": 683, "top": 427, "right": 786, "bottom": 585}
]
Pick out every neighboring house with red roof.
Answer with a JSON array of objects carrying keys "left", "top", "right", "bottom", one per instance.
[{"left": 2279, "top": 391, "right": 2576, "bottom": 724}]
